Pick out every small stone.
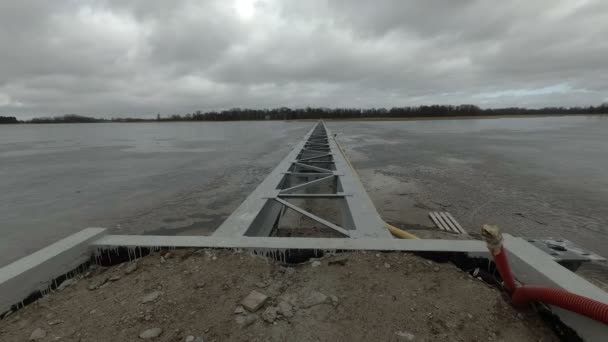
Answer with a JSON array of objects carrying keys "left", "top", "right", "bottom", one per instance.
[
  {"left": 277, "top": 301, "right": 293, "bottom": 318},
  {"left": 517, "top": 313, "right": 524, "bottom": 320},
  {"left": 57, "top": 278, "right": 78, "bottom": 291},
  {"left": 384, "top": 262, "right": 391, "bottom": 269},
  {"left": 29, "top": 328, "right": 46, "bottom": 340},
  {"left": 330, "top": 295, "right": 339, "bottom": 306},
  {"left": 375, "top": 253, "right": 381, "bottom": 257},
  {"left": 160, "top": 256, "right": 166, "bottom": 264},
  {"left": 139, "top": 327, "right": 162, "bottom": 339},
  {"left": 328, "top": 257, "right": 348, "bottom": 266},
  {"left": 109, "top": 275, "right": 122, "bottom": 282},
  {"left": 125, "top": 262, "right": 138, "bottom": 274},
  {"left": 142, "top": 291, "right": 162, "bottom": 303},
  {"left": 261, "top": 306, "right": 278, "bottom": 323},
  {"left": 48, "top": 320, "right": 63, "bottom": 326},
  {"left": 195, "top": 281, "right": 206, "bottom": 289},
  {"left": 241, "top": 290, "right": 269, "bottom": 312},
  {"left": 89, "top": 309, "right": 97, "bottom": 315},
  {"left": 395, "top": 330, "right": 415, "bottom": 341},
  {"left": 184, "top": 336, "right": 204, "bottom": 342},
  {"left": 433, "top": 266, "right": 440, "bottom": 272},
  {"left": 211, "top": 256, "right": 217, "bottom": 261},
  {"left": 234, "top": 306, "right": 245, "bottom": 314},
  {"left": 88, "top": 277, "right": 108, "bottom": 290},
  {"left": 255, "top": 281, "right": 269, "bottom": 288},
  {"left": 467, "top": 313, "right": 473, "bottom": 319},
  {"left": 235, "top": 314, "right": 258, "bottom": 327},
  {"left": 300, "top": 291, "right": 329, "bottom": 308},
  {"left": 311, "top": 261, "right": 321, "bottom": 267},
  {"left": 144, "top": 314, "right": 152, "bottom": 321}
]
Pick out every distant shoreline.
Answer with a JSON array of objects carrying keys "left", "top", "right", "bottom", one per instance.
[{"left": 1, "top": 112, "right": 606, "bottom": 125}]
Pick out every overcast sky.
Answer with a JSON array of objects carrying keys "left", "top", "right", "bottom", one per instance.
[{"left": 1, "top": 0, "right": 607, "bottom": 118}]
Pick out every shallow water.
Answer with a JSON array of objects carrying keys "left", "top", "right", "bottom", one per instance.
[
  {"left": 331, "top": 115, "right": 608, "bottom": 256},
  {"left": 1, "top": 116, "right": 607, "bottom": 266},
  {"left": 0, "top": 122, "right": 311, "bottom": 266}
]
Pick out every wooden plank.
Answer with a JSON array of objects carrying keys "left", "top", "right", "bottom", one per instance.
[
  {"left": 445, "top": 212, "right": 466, "bottom": 234},
  {"left": 439, "top": 212, "right": 460, "bottom": 234},
  {"left": 429, "top": 212, "right": 447, "bottom": 231},
  {"left": 434, "top": 212, "right": 457, "bottom": 233}
]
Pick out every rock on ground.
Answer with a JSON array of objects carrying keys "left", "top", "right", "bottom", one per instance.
[
  {"left": 277, "top": 301, "right": 294, "bottom": 318},
  {"left": 141, "top": 291, "right": 162, "bottom": 303},
  {"left": 299, "top": 291, "right": 330, "bottom": 308},
  {"left": 235, "top": 314, "right": 258, "bottom": 327},
  {"left": 125, "top": 261, "right": 138, "bottom": 274},
  {"left": 29, "top": 328, "right": 46, "bottom": 340},
  {"left": 241, "top": 290, "right": 268, "bottom": 312},
  {"left": 139, "top": 327, "right": 162, "bottom": 339},
  {"left": 261, "top": 306, "right": 278, "bottom": 323}
]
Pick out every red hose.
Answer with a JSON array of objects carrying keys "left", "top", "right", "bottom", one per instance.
[
  {"left": 491, "top": 244, "right": 608, "bottom": 325},
  {"left": 512, "top": 286, "right": 608, "bottom": 325},
  {"left": 493, "top": 246, "right": 516, "bottom": 294}
]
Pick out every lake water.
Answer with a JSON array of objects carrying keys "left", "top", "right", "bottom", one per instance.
[{"left": 1, "top": 116, "right": 607, "bottom": 266}]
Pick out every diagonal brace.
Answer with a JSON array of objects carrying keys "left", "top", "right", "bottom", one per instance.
[
  {"left": 298, "top": 153, "right": 332, "bottom": 162},
  {"left": 273, "top": 197, "right": 350, "bottom": 237},
  {"left": 293, "top": 162, "right": 333, "bottom": 173},
  {"left": 280, "top": 174, "right": 335, "bottom": 193}
]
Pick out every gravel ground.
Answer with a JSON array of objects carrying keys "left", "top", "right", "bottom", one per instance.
[{"left": 0, "top": 250, "right": 557, "bottom": 342}]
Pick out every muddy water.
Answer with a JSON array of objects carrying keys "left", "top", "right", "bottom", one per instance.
[
  {"left": 1, "top": 116, "right": 607, "bottom": 267},
  {"left": 330, "top": 116, "right": 608, "bottom": 256},
  {"left": 0, "top": 122, "right": 311, "bottom": 266}
]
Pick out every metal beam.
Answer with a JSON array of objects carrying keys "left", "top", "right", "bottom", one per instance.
[{"left": 93, "top": 235, "right": 487, "bottom": 253}]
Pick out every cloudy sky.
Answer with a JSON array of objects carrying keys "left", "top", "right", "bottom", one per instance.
[{"left": 1, "top": 0, "right": 607, "bottom": 118}]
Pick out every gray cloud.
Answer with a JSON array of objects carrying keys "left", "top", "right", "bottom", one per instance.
[{"left": 1, "top": 0, "right": 607, "bottom": 118}]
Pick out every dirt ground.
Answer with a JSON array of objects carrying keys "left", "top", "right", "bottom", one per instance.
[{"left": 0, "top": 250, "right": 557, "bottom": 342}]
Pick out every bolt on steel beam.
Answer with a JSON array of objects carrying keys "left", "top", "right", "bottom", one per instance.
[{"left": 213, "top": 121, "right": 391, "bottom": 238}]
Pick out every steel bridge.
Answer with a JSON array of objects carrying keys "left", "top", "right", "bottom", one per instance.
[{"left": 213, "top": 120, "right": 391, "bottom": 239}]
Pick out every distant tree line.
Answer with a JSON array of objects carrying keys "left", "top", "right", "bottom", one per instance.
[
  {"left": 6, "top": 104, "right": 608, "bottom": 124},
  {"left": 0, "top": 116, "right": 18, "bottom": 124},
  {"left": 28, "top": 114, "right": 108, "bottom": 124},
  {"left": 164, "top": 104, "right": 608, "bottom": 121}
]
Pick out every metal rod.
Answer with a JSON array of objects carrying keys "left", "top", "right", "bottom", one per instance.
[
  {"left": 279, "top": 174, "right": 335, "bottom": 193},
  {"left": 278, "top": 193, "right": 347, "bottom": 198},
  {"left": 293, "top": 162, "right": 333, "bottom": 173},
  {"left": 298, "top": 153, "right": 332, "bottom": 162},
  {"left": 273, "top": 197, "right": 350, "bottom": 237}
]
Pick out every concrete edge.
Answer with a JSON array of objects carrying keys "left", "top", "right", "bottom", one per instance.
[{"left": 0, "top": 228, "right": 107, "bottom": 313}]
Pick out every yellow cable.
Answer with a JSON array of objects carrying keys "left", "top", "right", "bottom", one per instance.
[{"left": 386, "top": 223, "right": 419, "bottom": 239}]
